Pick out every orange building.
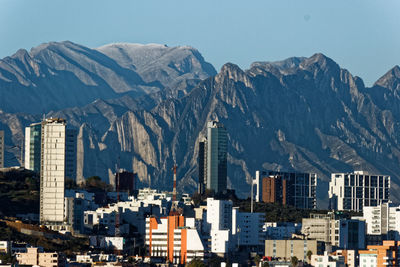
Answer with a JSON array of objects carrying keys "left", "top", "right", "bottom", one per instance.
[
  {"left": 145, "top": 215, "right": 204, "bottom": 265},
  {"left": 262, "top": 176, "right": 286, "bottom": 204},
  {"left": 359, "top": 241, "right": 400, "bottom": 267}
]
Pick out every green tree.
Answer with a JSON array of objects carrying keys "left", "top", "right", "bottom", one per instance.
[
  {"left": 291, "top": 256, "right": 299, "bottom": 267},
  {"left": 186, "top": 258, "right": 206, "bottom": 267},
  {"left": 306, "top": 250, "right": 313, "bottom": 262},
  {"left": 84, "top": 176, "right": 112, "bottom": 191},
  {"left": 65, "top": 178, "right": 78, "bottom": 190},
  {"left": 0, "top": 252, "right": 12, "bottom": 264},
  {"left": 207, "top": 254, "right": 224, "bottom": 267},
  {"left": 254, "top": 254, "right": 261, "bottom": 267}
]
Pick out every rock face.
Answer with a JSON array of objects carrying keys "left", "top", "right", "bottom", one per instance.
[
  {"left": 0, "top": 41, "right": 216, "bottom": 113},
  {"left": 1, "top": 45, "right": 400, "bottom": 207}
]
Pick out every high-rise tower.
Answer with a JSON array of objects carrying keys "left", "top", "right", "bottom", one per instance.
[
  {"left": 206, "top": 121, "right": 227, "bottom": 193},
  {"left": 198, "top": 138, "right": 207, "bottom": 195},
  {"left": 40, "top": 118, "right": 67, "bottom": 226},
  {"left": 25, "top": 122, "right": 76, "bottom": 179}
]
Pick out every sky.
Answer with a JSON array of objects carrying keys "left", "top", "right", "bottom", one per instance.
[{"left": 1, "top": 0, "right": 399, "bottom": 86}]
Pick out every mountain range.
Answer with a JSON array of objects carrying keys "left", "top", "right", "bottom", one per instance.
[{"left": 1, "top": 41, "right": 400, "bottom": 207}]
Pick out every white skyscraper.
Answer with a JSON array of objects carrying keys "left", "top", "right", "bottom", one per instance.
[{"left": 40, "top": 118, "right": 67, "bottom": 228}]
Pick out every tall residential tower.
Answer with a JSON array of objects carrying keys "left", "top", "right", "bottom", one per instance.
[
  {"left": 40, "top": 118, "right": 67, "bottom": 226},
  {"left": 25, "top": 121, "right": 76, "bottom": 179}
]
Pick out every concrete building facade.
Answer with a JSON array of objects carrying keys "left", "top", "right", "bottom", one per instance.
[
  {"left": 265, "top": 239, "right": 323, "bottom": 262},
  {"left": 302, "top": 217, "right": 331, "bottom": 243},
  {"left": 329, "top": 171, "right": 390, "bottom": 212}
]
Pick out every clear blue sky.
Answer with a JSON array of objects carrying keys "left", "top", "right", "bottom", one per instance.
[{"left": 1, "top": 0, "right": 399, "bottom": 86}]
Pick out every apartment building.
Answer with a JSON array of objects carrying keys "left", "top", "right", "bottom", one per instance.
[
  {"left": 358, "top": 241, "right": 400, "bottom": 267},
  {"left": 363, "top": 203, "right": 400, "bottom": 239},
  {"left": 329, "top": 171, "right": 390, "bottom": 212},
  {"left": 254, "top": 170, "right": 317, "bottom": 209}
]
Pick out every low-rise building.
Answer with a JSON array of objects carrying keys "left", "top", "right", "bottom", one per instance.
[
  {"left": 264, "top": 222, "right": 301, "bottom": 240},
  {"left": 358, "top": 251, "right": 377, "bottom": 267},
  {"left": 358, "top": 240, "right": 400, "bottom": 267},
  {"left": 16, "top": 247, "right": 65, "bottom": 267},
  {"left": 332, "top": 250, "right": 356, "bottom": 267},
  {"left": 302, "top": 217, "right": 330, "bottom": 243},
  {"left": 232, "top": 208, "right": 265, "bottom": 249},
  {"left": 363, "top": 203, "right": 400, "bottom": 239},
  {"left": 311, "top": 252, "right": 345, "bottom": 267},
  {"left": 265, "top": 239, "right": 324, "bottom": 262}
]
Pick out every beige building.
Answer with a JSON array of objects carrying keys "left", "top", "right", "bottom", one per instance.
[
  {"left": 265, "top": 239, "right": 323, "bottom": 262},
  {"left": 16, "top": 247, "right": 64, "bottom": 267}
]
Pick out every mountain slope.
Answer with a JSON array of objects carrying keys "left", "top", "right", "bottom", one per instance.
[
  {"left": 2, "top": 51, "right": 400, "bottom": 207},
  {"left": 0, "top": 41, "right": 216, "bottom": 113}
]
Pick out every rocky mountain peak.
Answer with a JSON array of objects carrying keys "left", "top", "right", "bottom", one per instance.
[
  {"left": 0, "top": 41, "right": 216, "bottom": 113},
  {"left": 217, "top": 63, "right": 246, "bottom": 82},
  {"left": 374, "top": 65, "right": 400, "bottom": 91},
  {"left": 250, "top": 56, "right": 306, "bottom": 71},
  {"left": 301, "top": 53, "right": 340, "bottom": 73},
  {"left": 10, "top": 49, "right": 30, "bottom": 60}
]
